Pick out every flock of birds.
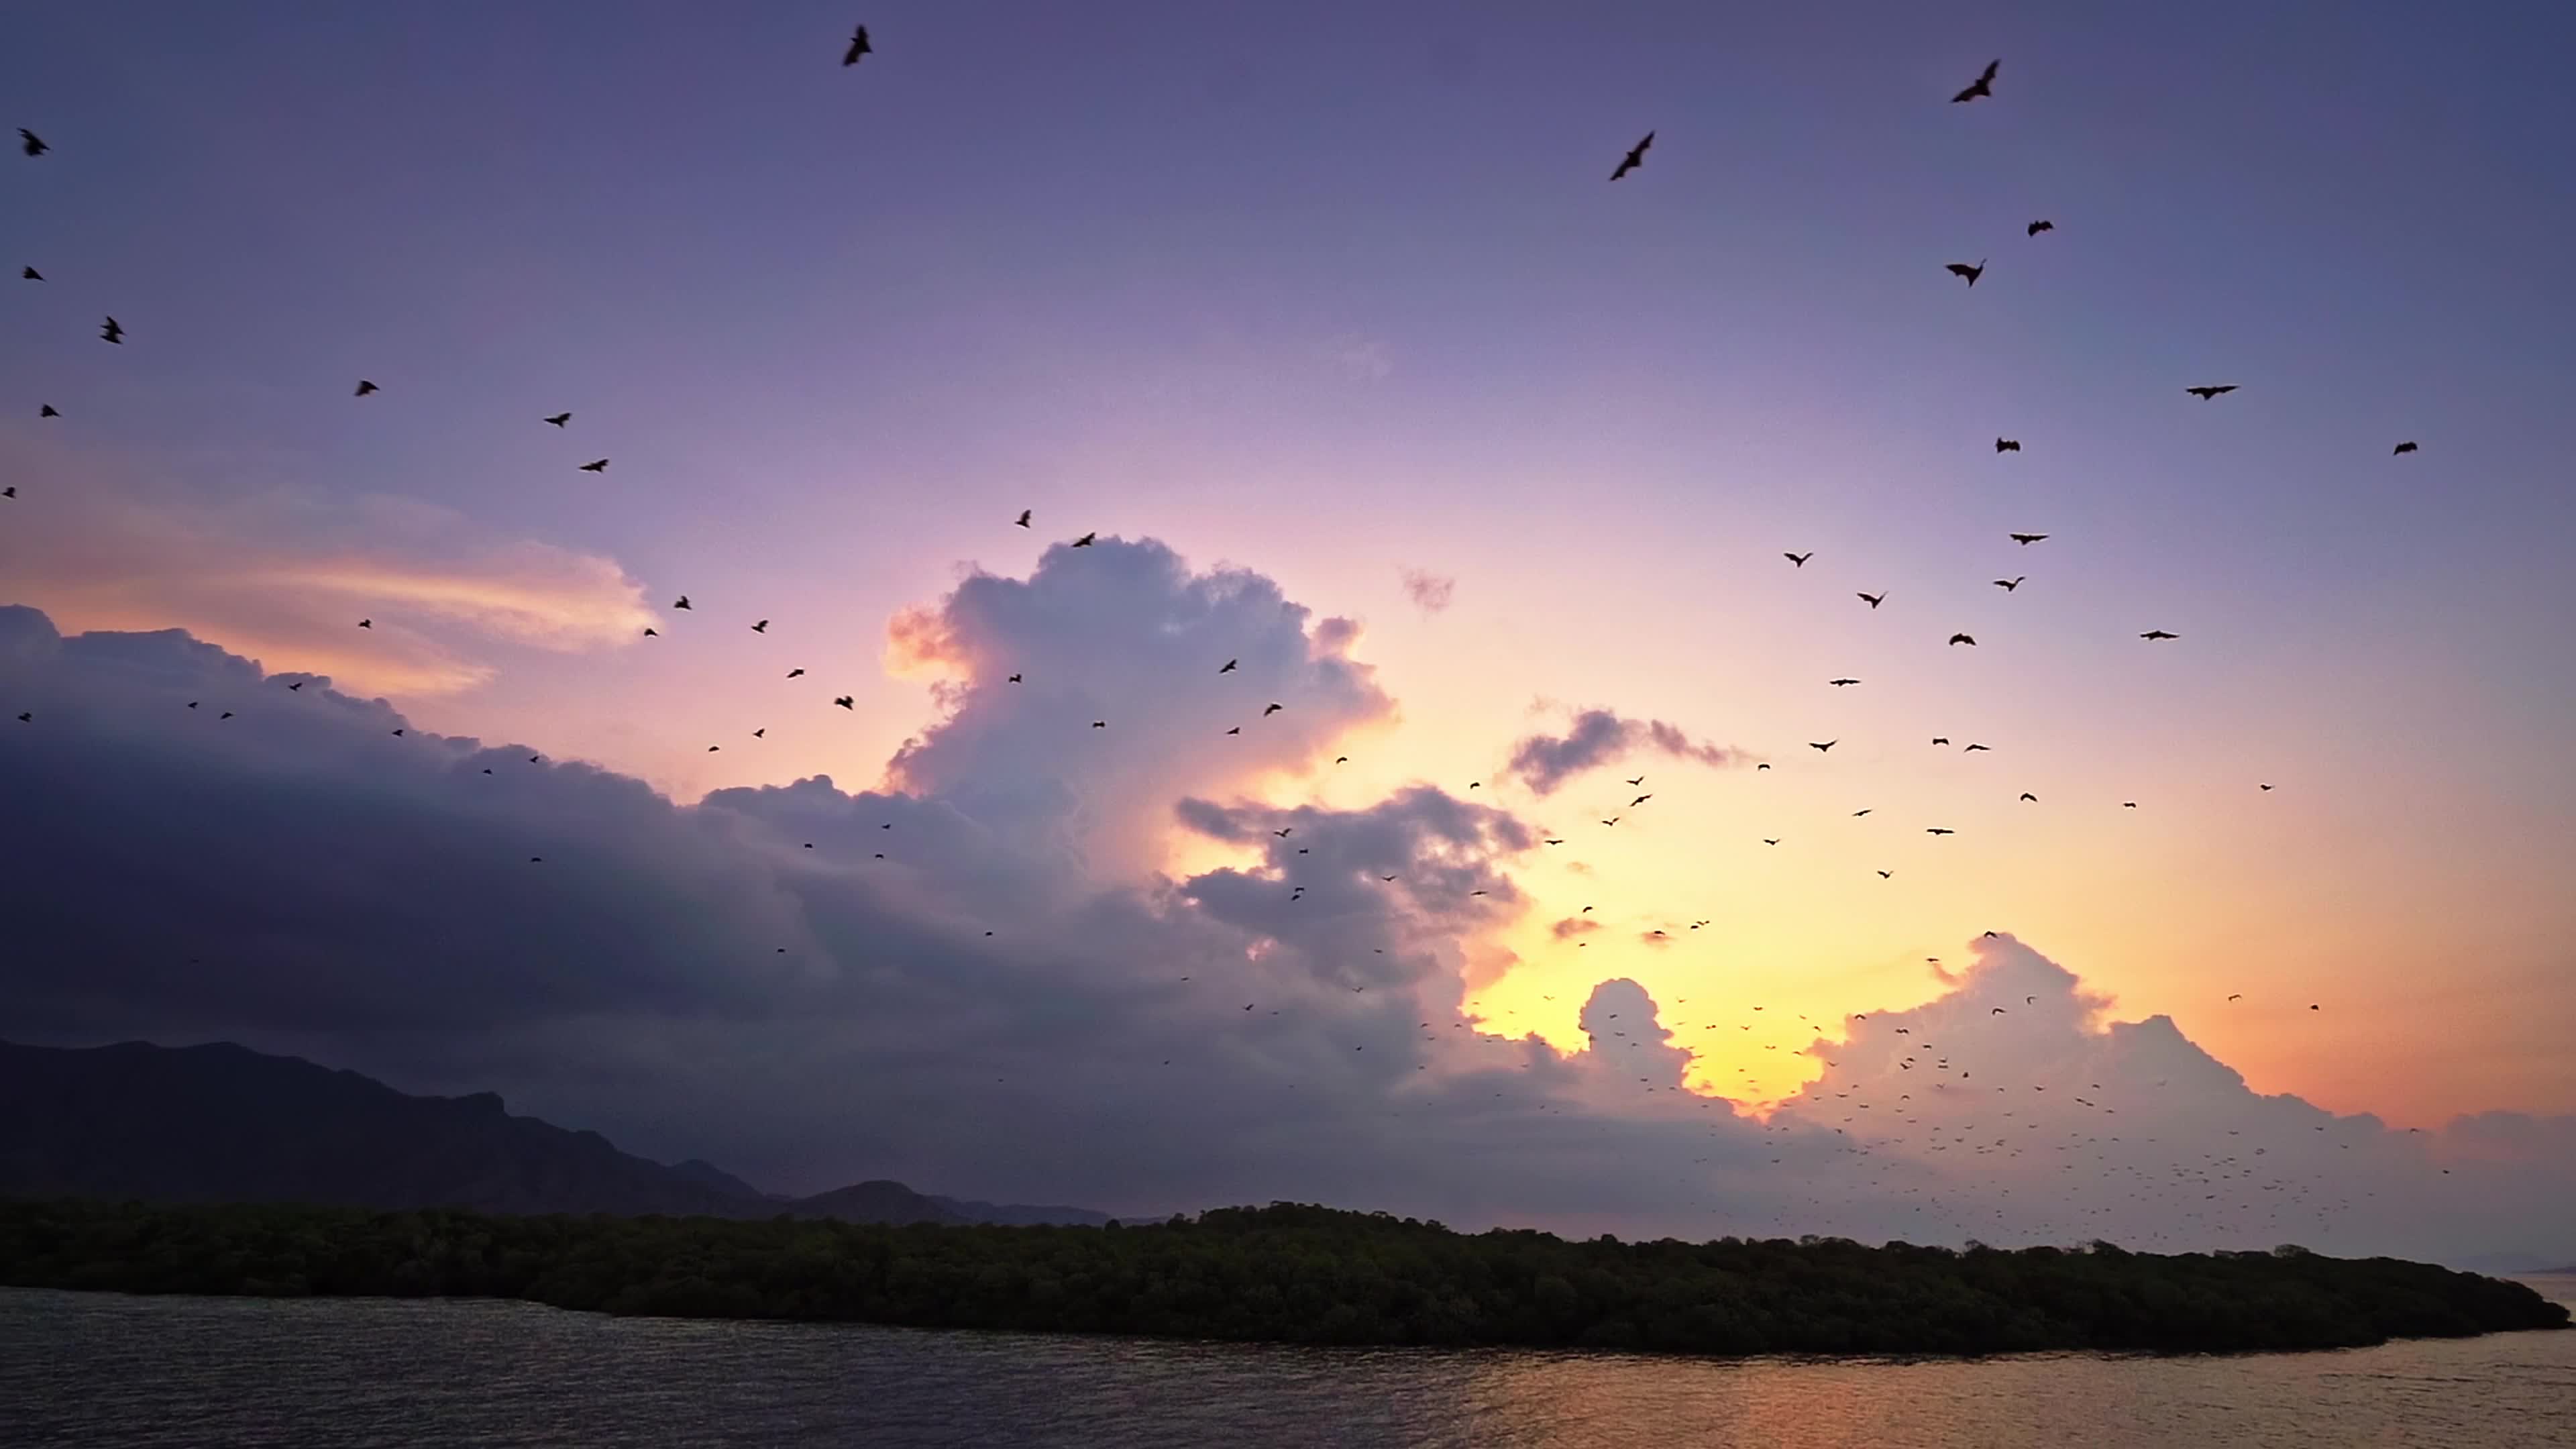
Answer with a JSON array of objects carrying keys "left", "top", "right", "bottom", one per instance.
[{"left": 5, "top": 38, "right": 2459, "bottom": 1249}]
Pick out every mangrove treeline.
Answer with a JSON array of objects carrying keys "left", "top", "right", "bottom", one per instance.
[{"left": 1, "top": 1197, "right": 2563, "bottom": 1356}]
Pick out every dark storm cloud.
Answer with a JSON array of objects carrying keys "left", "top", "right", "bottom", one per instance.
[
  {"left": 1503, "top": 707, "right": 1743, "bottom": 796},
  {"left": 0, "top": 585, "right": 1790, "bottom": 1231},
  {"left": 5, "top": 581, "right": 2567, "bottom": 1261}
]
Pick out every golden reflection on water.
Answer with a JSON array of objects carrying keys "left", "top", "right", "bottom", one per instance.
[{"left": 5, "top": 1283, "right": 2571, "bottom": 1449}]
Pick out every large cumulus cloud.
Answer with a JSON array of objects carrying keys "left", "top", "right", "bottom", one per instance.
[
  {"left": 0, "top": 557, "right": 1793, "bottom": 1233},
  {"left": 3, "top": 538, "right": 2569, "bottom": 1264},
  {"left": 881, "top": 537, "right": 1393, "bottom": 873}
]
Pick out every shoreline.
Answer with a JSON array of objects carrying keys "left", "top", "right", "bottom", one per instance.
[{"left": 4, "top": 1198, "right": 2565, "bottom": 1360}]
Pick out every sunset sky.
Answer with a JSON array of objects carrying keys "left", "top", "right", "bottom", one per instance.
[{"left": 4, "top": 3, "right": 2571, "bottom": 1254}]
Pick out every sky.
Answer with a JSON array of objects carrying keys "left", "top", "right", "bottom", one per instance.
[{"left": 3, "top": 1, "right": 2572, "bottom": 1260}]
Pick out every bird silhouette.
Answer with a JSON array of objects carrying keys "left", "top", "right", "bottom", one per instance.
[
  {"left": 843, "top": 25, "right": 871, "bottom": 66},
  {"left": 1995, "top": 437, "right": 2021, "bottom": 453},
  {"left": 2009, "top": 533, "right": 2047, "bottom": 545},
  {"left": 2185, "top": 385, "right": 2239, "bottom": 400},
  {"left": 2259, "top": 783, "right": 2274, "bottom": 792},
  {"left": 1951, "top": 59, "right": 1999, "bottom": 103},
  {"left": 1014, "top": 509, "right": 1032, "bottom": 527},
  {"left": 1263, "top": 702, "right": 1283, "bottom": 716},
  {"left": 1926, "top": 827, "right": 1955, "bottom": 837},
  {"left": 354, "top": 380, "right": 378, "bottom": 397},
  {"left": 1219, "top": 658, "right": 1237, "bottom": 674},
  {"left": 543, "top": 412, "right": 571, "bottom": 427},
  {"left": 1877, "top": 870, "right": 1894, "bottom": 879},
  {"left": 1963, "top": 743, "right": 1990, "bottom": 753},
  {"left": 357, "top": 619, "right": 371, "bottom": 629},
  {"left": 286, "top": 682, "right": 305, "bottom": 691},
  {"left": 1007, "top": 673, "right": 1021, "bottom": 683},
  {"left": 100, "top": 317, "right": 123, "bottom": 344},
  {"left": 1629, "top": 794, "right": 1652, "bottom": 807},
  {"left": 2392, "top": 441, "right": 2418, "bottom": 455},
  {"left": 1071, "top": 532, "right": 1096, "bottom": 547},
  {"left": 835, "top": 696, "right": 855, "bottom": 708},
  {"left": 1091, "top": 720, "right": 1106, "bottom": 729},
  {"left": 1784, "top": 551, "right": 1813, "bottom": 567},
  {"left": 19, "top": 267, "right": 39, "bottom": 280},
  {"left": 1857, "top": 592, "right": 1885, "bottom": 608},
  {"left": 1829, "top": 678, "right": 1861, "bottom": 686},
  {"left": 786, "top": 668, "right": 805, "bottom": 678},
  {"left": 1610, "top": 131, "right": 1654, "bottom": 181},
  {"left": 2027, "top": 219, "right": 2053, "bottom": 236},
  {"left": 1993, "top": 577, "right": 2024, "bottom": 591},
  {"left": 1931, "top": 737, "right": 1949, "bottom": 745},
  {"left": 672, "top": 596, "right": 691, "bottom": 609},
  {"left": 578, "top": 458, "right": 608, "bottom": 472},
  {"left": 38, "top": 405, "right": 57, "bottom": 418},
  {"left": 642, "top": 627, "right": 658, "bottom": 637},
  {"left": 1852, "top": 808, "right": 1872, "bottom": 817},
  {"left": 1811, "top": 740, "right": 1836, "bottom": 753},
  {"left": 1762, "top": 838, "right": 1780, "bottom": 845},
  {"left": 1948, "top": 633, "right": 1976, "bottom": 646},
  {"left": 2139, "top": 629, "right": 2178, "bottom": 641},
  {"left": 751, "top": 619, "right": 768, "bottom": 633},
  {"left": 2019, "top": 792, "right": 2037, "bottom": 802},
  {"left": 1947, "top": 260, "right": 1986, "bottom": 287},
  {"left": 1625, "top": 775, "right": 1645, "bottom": 786},
  {"left": 18, "top": 129, "right": 46, "bottom": 157}
]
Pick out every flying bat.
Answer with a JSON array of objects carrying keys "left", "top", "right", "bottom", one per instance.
[{"left": 1611, "top": 131, "right": 1654, "bottom": 181}]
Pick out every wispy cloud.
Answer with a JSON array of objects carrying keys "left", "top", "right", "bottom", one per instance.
[
  {"left": 1322, "top": 334, "right": 1393, "bottom": 383},
  {"left": 1399, "top": 568, "right": 1455, "bottom": 614},
  {"left": 0, "top": 436, "right": 652, "bottom": 696}
]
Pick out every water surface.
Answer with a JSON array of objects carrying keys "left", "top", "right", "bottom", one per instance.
[{"left": 6, "top": 1278, "right": 2571, "bottom": 1448}]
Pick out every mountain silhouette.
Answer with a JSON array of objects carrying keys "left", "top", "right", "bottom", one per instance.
[{"left": 0, "top": 1040, "right": 1088, "bottom": 1226}]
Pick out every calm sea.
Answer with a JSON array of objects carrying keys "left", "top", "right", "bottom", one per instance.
[{"left": 4, "top": 1278, "right": 2571, "bottom": 1448}]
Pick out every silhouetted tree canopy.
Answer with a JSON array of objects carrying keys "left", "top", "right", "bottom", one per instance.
[{"left": 1, "top": 1198, "right": 2562, "bottom": 1357}]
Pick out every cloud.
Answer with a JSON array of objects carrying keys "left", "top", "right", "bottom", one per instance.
[
  {"left": 1399, "top": 568, "right": 1455, "bottom": 615},
  {"left": 1322, "top": 335, "right": 1392, "bottom": 383},
  {"left": 1503, "top": 707, "right": 1743, "bottom": 796},
  {"left": 1756, "top": 934, "right": 2576, "bottom": 1260},
  {"left": 3, "top": 549, "right": 2569, "bottom": 1263},
  {"left": 882, "top": 536, "right": 1394, "bottom": 873},
  {"left": 0, "top": 435, "right": 651, "bottom": 696},
  {"left": 1550, "top": 916, "right": 1601, "bottom": 939}
]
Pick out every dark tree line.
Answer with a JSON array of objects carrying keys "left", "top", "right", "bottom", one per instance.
[{"left": 1, "top": 1197, "right": 2563, "bottom": 1356}]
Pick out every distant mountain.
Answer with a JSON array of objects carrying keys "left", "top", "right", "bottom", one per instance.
[
  {"left": 786, "top": 1181, "right": 961, "bottom": 1225},
  {"left": 0, "top": 1040, "right": 1099, "bottom": 1228},
  {"left": 928, "top": 1195, "right": 1114, "bottom": 1228},
  {"left": 668, "top": 1158, "right": 776, "bottom": 1200}
]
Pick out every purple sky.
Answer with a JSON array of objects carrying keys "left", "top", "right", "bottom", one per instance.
[{"left": 3, "top": 3, "right": 2572, "bottom": 1254}]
